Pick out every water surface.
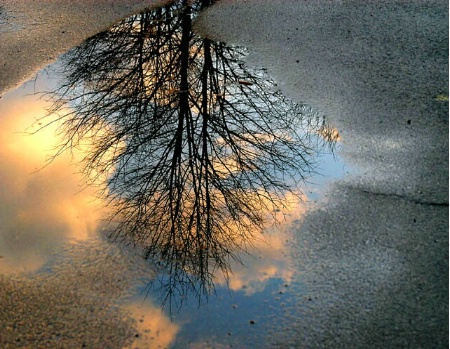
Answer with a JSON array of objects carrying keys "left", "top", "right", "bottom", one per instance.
[{"left": 0, "top": 1, "right": 348, "bottom": 347}]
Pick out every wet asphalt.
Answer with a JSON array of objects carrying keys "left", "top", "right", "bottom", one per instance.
[
  {"left": 0, "top": 1, "right": 448, "bottom": 348},
  {"left": 196, "top": 1, "right": 448, "bottom": 347}
]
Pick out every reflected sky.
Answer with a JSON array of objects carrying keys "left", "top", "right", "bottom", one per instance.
[
  {"left": 0, "top": 0, "right": 348, "bottom": 347},
  {"left": 0, "top": 61, "right": 322, "bottom": 348},
  {"left": 0, "top": 80, "right": 107, "bottom": 273}
]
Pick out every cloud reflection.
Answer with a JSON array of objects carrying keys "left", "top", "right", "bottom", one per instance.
[
  {"left": 218, "top": 192, "right": 305, "bottom": 295},
  {"left": 0, "top": 87, "right": 105, "bottom": 273},
  {"left": 122, "top": 302, "right": 180, "bottom": 349}
]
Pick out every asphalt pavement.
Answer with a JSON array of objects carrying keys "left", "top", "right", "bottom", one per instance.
[{"left": 196, "top": 1, "right": 449, "bottom": 347}]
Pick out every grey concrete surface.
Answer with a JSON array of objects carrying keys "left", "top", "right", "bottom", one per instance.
[
  {"left": 197, "top": 1, "right": 448, "bottom": 348},
  {"left": 195, "top": 0, "right": 448, "bottom": 202},
  {"left": 195, "top": 1, "right": 448, "bottom": 347},
  {"left": 0, "top": 0, "right": 166, "bottom": 95},
  {"left": 0, "top": 0, "right": 448, "bottom": 348}
]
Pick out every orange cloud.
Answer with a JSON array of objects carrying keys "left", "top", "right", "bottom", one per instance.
[
  {"left": 216, "top": 191, "right": 306, "bottom": 295},
  {"left": 0, "top": 87, "right": 105, "bottom": 273},
  {"left": 122, "top": 302, "right": 180, "bottom": 349}
]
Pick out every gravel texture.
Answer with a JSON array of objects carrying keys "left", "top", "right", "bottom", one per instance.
[{"left": 0, "top": 237, "right": 157, "bottom": 348}]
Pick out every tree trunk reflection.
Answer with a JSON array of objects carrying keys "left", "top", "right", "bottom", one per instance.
[{"left": 45, "top": 0, "right": 338, "bottom": 310}]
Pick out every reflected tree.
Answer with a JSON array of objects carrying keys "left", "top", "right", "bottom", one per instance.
[{"left": 43, "top": 0, "right": 337, "bottom": 309}]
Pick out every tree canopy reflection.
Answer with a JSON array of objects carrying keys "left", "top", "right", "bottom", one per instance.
[{"left": 45, "top": 0, "right": 338, "bottom": 309}]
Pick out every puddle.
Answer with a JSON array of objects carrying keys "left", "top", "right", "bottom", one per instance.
[{"left": 0, "top": 1, "right": 348, "bottom": 348}]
